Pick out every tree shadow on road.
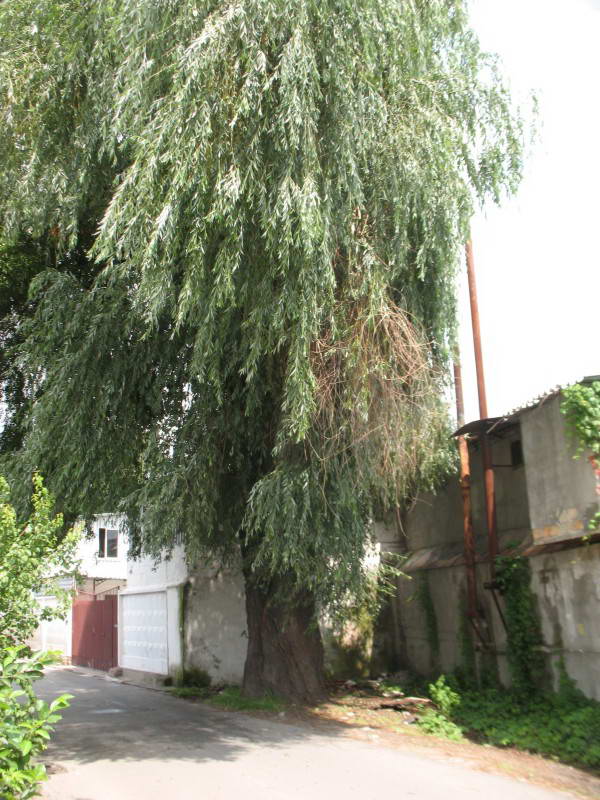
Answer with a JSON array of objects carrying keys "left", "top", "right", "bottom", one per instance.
[{"left": 39, "top": 668, "right": 342, "bottom": 768}]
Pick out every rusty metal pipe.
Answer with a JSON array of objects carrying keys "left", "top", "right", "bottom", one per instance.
[
  {"left": 465, "top": 240, "right": 498, "bottom": 579},
  {"left": 453, "top": 361, "right": 478, "bottom": 619}
]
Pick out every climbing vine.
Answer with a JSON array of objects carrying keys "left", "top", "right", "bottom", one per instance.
[
  {"left": 417, "top": 572, "right": 440, "bottom": 669},
  {"left": 561, "top": 380, "right": 600, "bottom": 530},
  {"left": 495, "top": 556, "right": 545, "bottom": 694}
]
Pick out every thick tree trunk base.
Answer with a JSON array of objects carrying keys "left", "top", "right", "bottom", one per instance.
[{"left": 242, "top": 578, "right": 327, "bottom": 705}]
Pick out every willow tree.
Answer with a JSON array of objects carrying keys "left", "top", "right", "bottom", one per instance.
[{"left": 0, "top": 0, "right": 524, "bottom": 701}]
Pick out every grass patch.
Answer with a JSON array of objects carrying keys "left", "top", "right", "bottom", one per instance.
[
  {"left": 168, "top": 686, "right": 211, "bottom": 699},
  {"left": 208, "top": 687, "right": 285, "bottom": 713}
]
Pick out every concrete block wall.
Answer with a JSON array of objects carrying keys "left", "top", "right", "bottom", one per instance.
[{"left": 184, "top": 562, "right": 247, "bottom": 684}]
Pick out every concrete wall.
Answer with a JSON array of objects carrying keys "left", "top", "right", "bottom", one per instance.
[
  {"left": 184, "top": 562, "right": 247, "bottom": 684},
  {"left": 122, "top": 546, "right": 247, "bottom": 684},
  {"left": 530, "top": 542, "right": 600, "bottom": 700},
  {"left": 378, "top": 392, "right": 600, "bottom": 699},
  {"left": 520, "top": 394, "right": 598, "bottom": 541}
]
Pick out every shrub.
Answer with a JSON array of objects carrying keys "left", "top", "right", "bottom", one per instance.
[
  {"left": 0, "top": 647, "right": 72, "bottom": 800},
  {"left": 0, "top": 476, "right": 80, "bottom": 798}
]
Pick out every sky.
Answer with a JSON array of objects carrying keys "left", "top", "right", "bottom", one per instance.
[{"left": 456, "top": 0, "right": 600, "bottom": 422}]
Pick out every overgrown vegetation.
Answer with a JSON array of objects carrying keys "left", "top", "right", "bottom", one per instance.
[
  {"left": 0, "top": 476, "right": 78, "bottom": 799},
  {"left": 0, "top": 648, "right": 72, "bottom": 800},
  {"left": 416, "top": 572, "right": 440, "bottom": 669},
  {"left": 0, "top": 474, "right": 80, "bottom": 648},
  {"left": 561, "top": 380, "right": 600, "bottom": 530},
  {"left": 376, "top": 670, "right": 600, "bottom": 770},
  {"left": 388, "top": 556, "right": 600, "bottom": 770},
  {"left": 209, "top": 687, "right": 285, "bottom": 713},
  {"left": 495, "top": 556, "right": 546, "bottom": 693}
]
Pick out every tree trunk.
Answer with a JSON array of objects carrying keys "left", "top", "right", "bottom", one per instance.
[{"left": 242, "top": 576, "right": 328, "bottom": 704}]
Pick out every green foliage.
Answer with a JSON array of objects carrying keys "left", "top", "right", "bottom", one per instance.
[
  {"left": 0, "top": 647, "right": 72, "bottom": 800},
  {"left": 395, "top": 671, "right": 600, "bottom": 769},
  {"left": 177, "top": 667, "right": 212, "bottom": 690},
  {"left": 561, "top": 381, "right": 600, "bottom": 457},
  {"left": 417, "top": 710, "right": 463, "bottom": 741},
  {"left": 561, "top": 380, "right": 600, "bottom": 530},
  {"left": 0, "top": 474, "right": 81, "bottom": 648},
  {"left": 209, "top": 687, "right": 285, "bottom": 713},
  {"left": 416, "top": 675, "right": 463, "bottom": 741},
  {"left": 168, "top": 686, "right": 211, "bottom": 699},
  {"left": 0, "top": 478, "right": 78, "bottom": 798},
  {"left": 416, "top": 572, "right": 439, "bottom": 667},
  {"left": 428, "top": 674, "right": 460, "bottom": 717},
  {"left": 453, "top": 685, "right": 600, "bottom": 770},
  {"left": 0, "top": 0, "right": 525, "bottom": 612},
  {"left": 456, "top": 602, "right": 477, "bottom": 687},
  {"left": 495, "top": 556, "right": 545, "bottom": 694}
]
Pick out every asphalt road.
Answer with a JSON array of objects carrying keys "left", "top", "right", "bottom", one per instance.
[{"left": 38, "top": 667, "right": 569, "bottom": 800}]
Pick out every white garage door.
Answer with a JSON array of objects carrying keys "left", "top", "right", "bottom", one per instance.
[{"left": 120, "top": 591, "right": 168, "bottom": 674}]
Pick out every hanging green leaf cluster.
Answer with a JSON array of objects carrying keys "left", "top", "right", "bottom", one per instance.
[
  {"left": 561, "top": 380, "right": 600, "bottom": 531},
  {"left": 0, "top": 0, "right": 524, "bottom": 609}
]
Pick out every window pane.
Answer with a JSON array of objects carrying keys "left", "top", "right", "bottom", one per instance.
[
  {"left": 106, "top": 529, "right": 118, "bottom": 558},
  {"left": 98, "top": 528, "right": 106, "bottom": 558}
]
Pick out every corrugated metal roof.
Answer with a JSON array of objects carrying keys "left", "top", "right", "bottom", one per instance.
[{"left": 452, "top": 374, "right": 599, "bottom": 438}]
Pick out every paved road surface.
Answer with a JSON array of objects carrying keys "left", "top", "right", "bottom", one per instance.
[{"left": 38, "top": 667, "right": 569, "bottom": 800}]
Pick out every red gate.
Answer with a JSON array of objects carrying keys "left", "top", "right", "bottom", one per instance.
[{"left": 72, "top": 593, "right": 118, "bottom": 671}]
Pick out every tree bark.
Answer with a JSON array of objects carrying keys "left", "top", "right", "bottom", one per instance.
[{"left": 242, "top": 576, "right": 328, "bottom": 704}]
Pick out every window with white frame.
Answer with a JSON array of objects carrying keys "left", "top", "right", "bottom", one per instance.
[{"left": 98, "top": 528, "right": 118, "bottom": 558}]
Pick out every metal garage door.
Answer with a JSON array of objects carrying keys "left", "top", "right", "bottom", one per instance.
[
  {"left": 120, "top": 591, "right": 168, "bottom": 674},
  {"left": 72, "top": 593, "right": 118, "bottom": 671}
]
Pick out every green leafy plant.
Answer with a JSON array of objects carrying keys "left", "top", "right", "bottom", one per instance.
[
  {"left": 416, "top": 573, "right": 440, "bottom": 668},
  {"left": 452, "top": 685, "right": 600, "bottom": 770},
  {"left": 416, "top": 675, "right": 463, "bottom": 741},
  {"left": 495, "top": 556, "right": 545, "bottom": 694},
  {"left": 209, "top": 687, "right": 285, "bottom": 713},
  {"left": 168, "top": 686, "right": 211, "bottom": 699},
  {"left": 561, "top": 380, "right": 600, "bottom": 530},
  {"left": 0, "top": 647, "right": 72, "bottom": 800},
  {"left": 0, "top": 473, "right": 81, "bottom": 649},
  {"left": 0, "top": 476, "right": 79, "bottom": 798}
]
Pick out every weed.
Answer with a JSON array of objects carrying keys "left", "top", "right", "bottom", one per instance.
[
  {"left": 168, "top": 686, "right": 211, "bottom": 699},
  {"left": 209, "top": 687, "right": 285, "bottom": 713}
]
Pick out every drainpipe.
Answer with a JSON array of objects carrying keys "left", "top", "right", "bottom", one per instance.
[
  {"left": 453, "top": 360, "right": 478, "bottom": 620},
  {"left": 465, "top": 240, "right": 499, "bottom": 580}
]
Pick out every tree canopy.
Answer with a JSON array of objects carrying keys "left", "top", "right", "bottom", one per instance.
[{"left": 0, "top": 0, "right": 524, "bottom": 697}]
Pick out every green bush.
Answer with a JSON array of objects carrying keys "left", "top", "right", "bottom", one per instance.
[
  {"left": 453, "top": 685, "right": 600, "bottom": 770},
  {"left": 0, "top": 647, "right": 72, "bottom": 800},
  {"left": 0, "top": 476, "right": 80, "bottom": 798},
  {"left": 0, "top": 473, "right": 81, "bottom": 649},
  {"left": 416, "top": 676, "right": 462, "bottom": 741},
  {"left": 402, "top": 671, "right": 600, "bottom": 770}
]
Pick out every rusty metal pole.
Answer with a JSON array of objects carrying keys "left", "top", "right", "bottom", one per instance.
[
  {"left": 465, "top": 240, "right": 498, "bottom": 578},
  {"left": 453, "top": 360, "right": 478, "bottom": 619}
]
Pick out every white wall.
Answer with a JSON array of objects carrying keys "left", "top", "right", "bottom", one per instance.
[
  {"left": 78, "top": 514, "right": 129, "bottom": 580},
  {"left": 125, "top": 545, "right": 188, "bottom": 589},
  {"left": 119, "top": 545, "right": 188, "bottom": 677},
  {"left": 185, "top": 562, "right": 247, "bottom": 684}
]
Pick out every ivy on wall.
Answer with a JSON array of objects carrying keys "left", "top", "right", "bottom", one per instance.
[
  {"left": 561, "top": 380, "right": 600, "bottom": 530},
  {"left": 417, "top": 572, "right": 440, "bottom": 670},
  {"left": 495, "top": 556, "right": 546, "bottom": 694}
]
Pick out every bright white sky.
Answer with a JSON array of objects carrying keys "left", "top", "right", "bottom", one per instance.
[{"left": 456, "top": 0, "right": 600, "bottom": 422}]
